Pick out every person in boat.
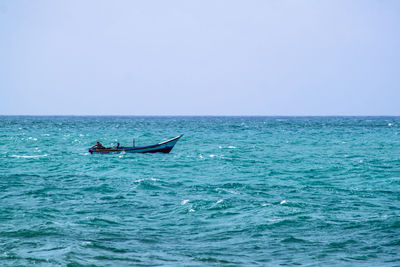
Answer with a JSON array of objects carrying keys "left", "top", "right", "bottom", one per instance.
[
  {"left": 112, "top": 143, "right": 120, "bottom": 149},
  {"left": 93, "top": 141, "right": 105, "bottom": 149}
]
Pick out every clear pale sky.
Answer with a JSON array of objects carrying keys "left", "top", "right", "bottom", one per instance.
[{"left": 1, "top": 0, "right": 399, "bottom": 115}]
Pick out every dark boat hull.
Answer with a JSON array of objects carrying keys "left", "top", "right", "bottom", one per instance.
[{"left": 88, "top": 135, "right": 182, "bottom": 154}]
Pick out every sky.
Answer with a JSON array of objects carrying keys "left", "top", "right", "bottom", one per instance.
[{"left": 0, "top": 0, "right": 399, "bottom": 116}]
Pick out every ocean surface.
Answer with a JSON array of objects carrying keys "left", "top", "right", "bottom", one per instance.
[{"left": 1, "top": 116, "right": 399, "bottom": 266}]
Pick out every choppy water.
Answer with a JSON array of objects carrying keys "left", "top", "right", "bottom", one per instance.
[{"left": 1, "top": 116, "right": 400, "bottom": 266}]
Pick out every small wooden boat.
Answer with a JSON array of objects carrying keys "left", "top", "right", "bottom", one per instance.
[{"left": 89, "top": 135, "right": 183, "bottom": 154}]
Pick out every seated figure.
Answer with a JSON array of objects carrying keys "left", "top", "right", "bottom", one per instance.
[
  {"left": 112, "top": 143, "right": 120, "bottom": 149},
  {"left": 92, "top": 141, "right": 105, "bottom": 149}
]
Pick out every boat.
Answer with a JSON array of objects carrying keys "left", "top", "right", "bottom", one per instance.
[{"left": 88, "top": 135, "right": 183, "bottom": 154}]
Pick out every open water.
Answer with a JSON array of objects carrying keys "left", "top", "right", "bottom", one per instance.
[{"left": 0, "top": 116, "right": 400, "bottom": 266}]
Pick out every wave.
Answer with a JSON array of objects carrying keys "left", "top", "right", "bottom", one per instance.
[{"left": 9, "top": 154, "right": 48, "bottom": 159}]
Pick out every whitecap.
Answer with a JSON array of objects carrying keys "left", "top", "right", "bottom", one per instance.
[
  {"left": 189, "top": 208, "right": 195, "bottom": 212},
  {"left": 209, "top": 154, "right": 215, "bottom": 158},
  {"left": 280, "top": 200, "right": 287, "bottom": 205},
  {"left": 228, "top": 146, "right": 236, "bottom": 149},
  {"left": 181, "top": 199, "right": 189, "bottom": 205},
  {"left": 135, "top": 178, "right": 159, "bottom": 183},
  {"left": 216, "top": 199, "right": 223, "bottom": 204},
  {"left": 10, "top": 154, "right": 48, "bottom": 159},
  {"left": 216, "top": 188, "right": 237, "bottom": 194},
  {"left": 388, "top": 123, "right": 392, "bottom": 126}
]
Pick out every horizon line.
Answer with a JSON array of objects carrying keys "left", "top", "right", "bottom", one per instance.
[{"left": 1, "top": 114, "right": 400, "bottom": 117}]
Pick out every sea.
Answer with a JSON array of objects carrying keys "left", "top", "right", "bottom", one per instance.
[{"left": 0, "top": 116, "right": 399, "bottom": 266}]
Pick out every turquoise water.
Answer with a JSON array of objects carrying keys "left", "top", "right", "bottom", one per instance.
[{"left": 1, "top": 116, "right": 400, "bottom": 266}]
